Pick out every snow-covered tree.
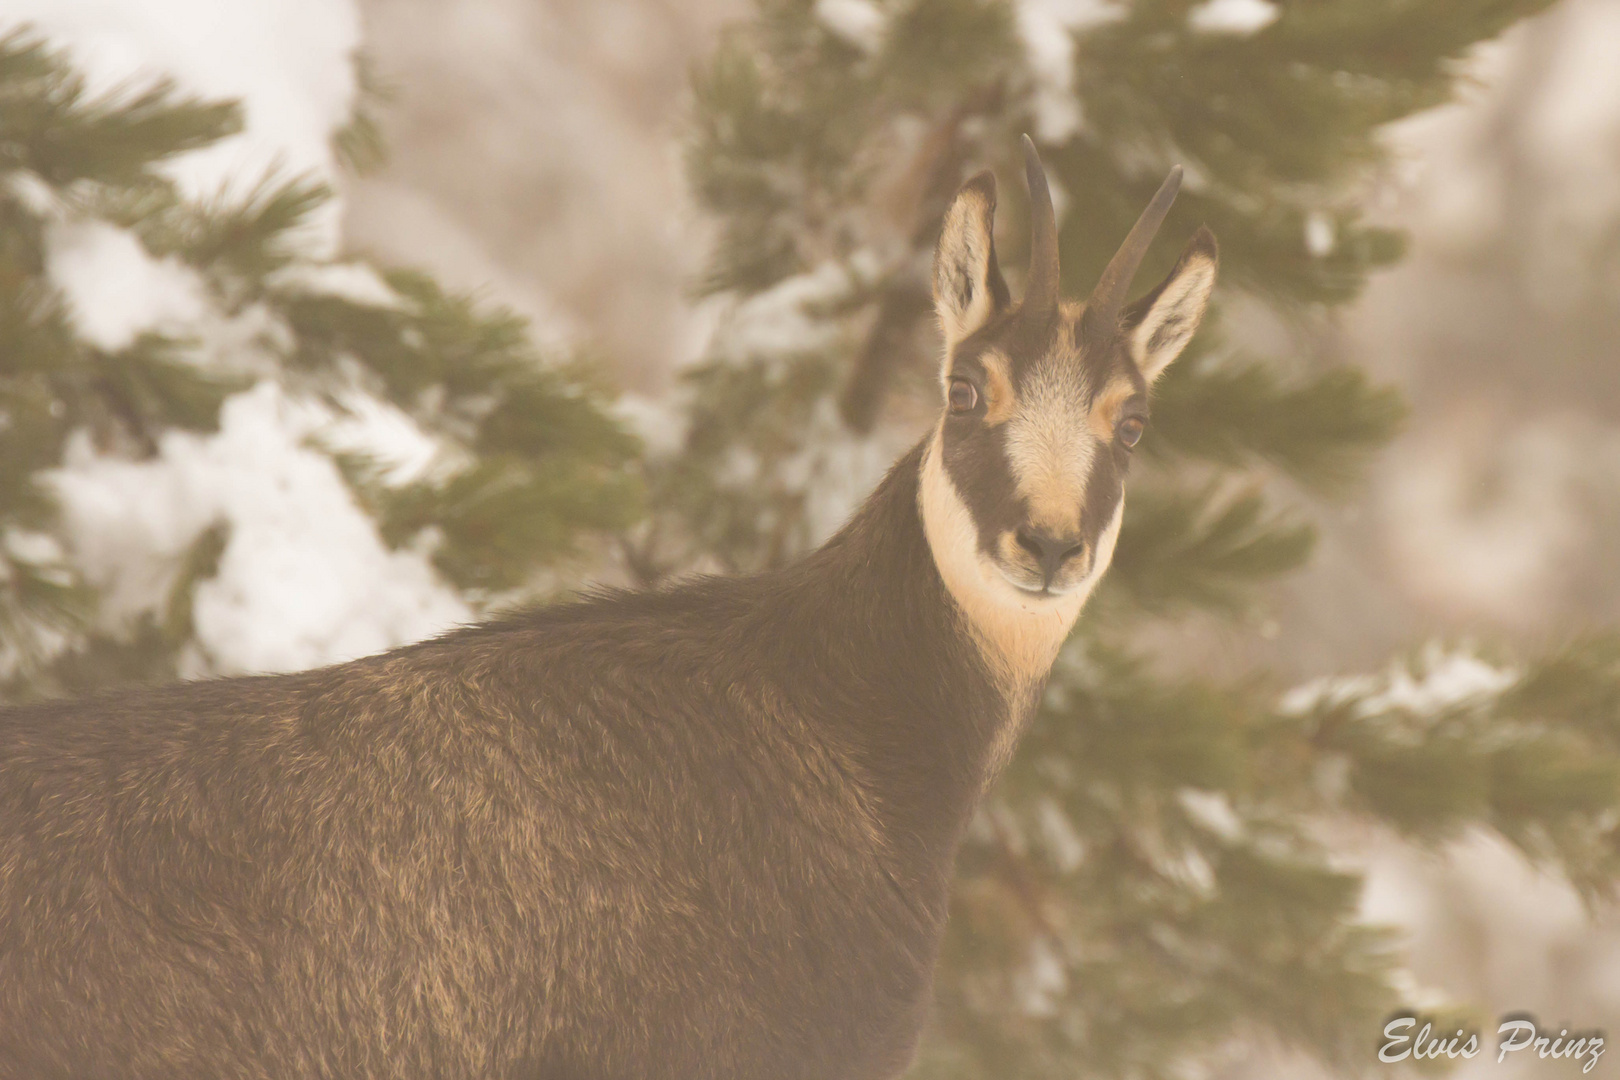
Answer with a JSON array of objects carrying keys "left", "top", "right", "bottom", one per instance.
[{"left": 0, "top": 29, "right": 639, "bottom": 694}]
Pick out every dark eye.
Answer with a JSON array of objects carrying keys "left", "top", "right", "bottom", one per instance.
[
  {"left": 947, "top": 378, "right": 978, "bottom": 413},
  {"left": 1117, "top": 416, "right": 1145, "bottom": 448}
]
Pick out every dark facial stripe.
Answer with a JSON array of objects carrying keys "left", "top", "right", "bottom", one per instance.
[
  {"left": 940, "top": 416, "right": 1025, "bottom": 559},
  {"left": 939, "top": 307, "right": 1142, "bottom": 569}
]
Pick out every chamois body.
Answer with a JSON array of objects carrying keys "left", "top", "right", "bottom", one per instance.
[
  {"left": 0, "top": 447, "right": 1001, "bottom": 1080},
  {"left": 0, "top": 140, "right": 1219, "bottom": 1079}
]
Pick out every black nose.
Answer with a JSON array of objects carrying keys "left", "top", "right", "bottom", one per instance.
[{"left": 1014, "top": 529, "right": 1086, "bottom": 587}]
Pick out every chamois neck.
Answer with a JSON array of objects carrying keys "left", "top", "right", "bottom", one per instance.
[
  {"left": 770, "top": 440, "right": 1053, "bottom": 829},
  {"left": 916, "top": 425, "right": 1112, "bottom": 744}
]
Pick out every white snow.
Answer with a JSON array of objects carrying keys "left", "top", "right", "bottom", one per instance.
[
  {"left": 1342, "top": 824, "right": 1599, "bottom": 1036},
  {"left": 813, "top": 0, "right": 886, "bottom": 54},
  {"left": 10, "top": 0, "right": 362, "bottom": 251},
  {"left": 1177, "top": 788, "right": 1244, "bottom": 841},
  {"left": 44, "top": 220, "right": 209, "bottom": 352},
  {"left": 614, "top": 392, "right": 689, "bottom": 459},
  {"left": 318, "top": 390, "right": 461, "bottom": 487},
  {"left": 51, "top": 384, "right": 470, "bottom": 676},
  {"left": 696, "top": 255, "right": 906, "bottom": 548},
  {"left": 711, "top": 261, "right": 853, "bottom": 367},
  {"left": 1, "top": 529, "right": 69, "bottom": 570},
  {"left": 1014, "top": 936, "right": 1067, "bottom": 1017},
  {"left": 3, "top": 170, "right": 59, "bottom": 217},
  {"left": 1280, "top": 643, "right": 1518, "bottom": 718},
  {"left": 1035, "top": 796, "right": 1087, "bottom": 871},
  {"left": 1381, "top": 967, "right": 1453, "bottom": 1014},
  {"left": 1015, "top": 0, "right": 1124, "bottom": 143},
  {"left": 1187, "top": 0, "right": 1280, "bottom": 36},
  {"left": 23, "top": 0, "right": 485, "bottom": 676},
  {"left": 267, "top": 262, "right": 404, "bottom": 310},
  {"left": 1304, "top": 211, "right": 1336, "bottom": 257},
  {"left": 779, "top": 396, "right": 898, "bottom": 546}
]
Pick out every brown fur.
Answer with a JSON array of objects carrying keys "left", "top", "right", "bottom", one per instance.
[
  {"left": 0, "top": 448, "right": 1003, "bottom": 1080},
  {"left": 0, "top": 148, "right": 1216, "bottom": 1080}
]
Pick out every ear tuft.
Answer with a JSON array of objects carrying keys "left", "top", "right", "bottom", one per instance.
[
  {"left": 933, "top": 171, "right": 1010, "bottom": 353},
  {"left": 1121, "top": 226, "right": 1217, "bottom": 384}
]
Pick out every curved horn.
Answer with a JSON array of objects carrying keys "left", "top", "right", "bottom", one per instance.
[
  {"left": 1021, "top": 135, "right": 1060, "bottom": 325},
  {"left": 1084, "top": 165, "right": 1184, "bottom": 337}
]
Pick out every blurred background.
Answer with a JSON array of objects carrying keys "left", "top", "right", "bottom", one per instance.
[{"left": 4, "top": 0, "right": 1620, "bottom": 1075}]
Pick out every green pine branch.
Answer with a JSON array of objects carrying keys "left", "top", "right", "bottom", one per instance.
[
  {"left": 921, "top": 649, "right": 1412, "bottom": 1078},
  {"left": 331, "top": 52, "right": 391, "bottom": 177},
  {"left": 294, "top": 271, "right": 644, "bottom": 592},
  {"left": 1102, "top": 482, "right": 1317, "bottom": 616},
  {"left": 1147, "top": 342, "right": 1408, "bottom": 494},
  {"left": 0, "top": 34, "right": 646, "bottom": 689},
  {"left": 1287, "top": 638, "right": 1620, "bottom": 900},
  {"left": 375, "top": 457, "right": 641, "bottom": 592},
  {"left": 0, "top": 29, "right": 241, "bottom": 189},
  {"left": 143, "top": 173, "right": 331, "bottom": 282}
]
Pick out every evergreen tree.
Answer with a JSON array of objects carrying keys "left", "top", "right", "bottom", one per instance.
[
  {"left": 0, "top": 29, "right": 640, "bottom": 694},
  {"left": 10, "top": 10, "right": 1620, "bottom": 1079},
  {"left": 664, "top": 1, "right": 1620, "bottom": 1076}
]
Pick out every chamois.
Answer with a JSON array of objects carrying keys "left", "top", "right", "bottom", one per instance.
[{"left": 0, "top": 139, "right": 1216, "bottom": 1080}]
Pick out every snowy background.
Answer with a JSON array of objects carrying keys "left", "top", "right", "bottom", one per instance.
[
  {"left": 9, "top": 0, "right": 472, "bottom": 677},
  {"left": 7, "top": 0, "right": 1620, "bottom": 1073}
]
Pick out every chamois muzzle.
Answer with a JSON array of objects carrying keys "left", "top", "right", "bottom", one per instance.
[{"left": 1014, "top": 529, "right": 1087, "bottom": 590}]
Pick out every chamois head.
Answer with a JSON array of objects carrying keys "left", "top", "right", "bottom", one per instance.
[{"left": 919, "top": 138, "right": 1216, "bottom": 682}]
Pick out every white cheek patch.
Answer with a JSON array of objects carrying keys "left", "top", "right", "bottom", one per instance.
[
  {"left": 1089, "top": 496, "right": 1125, "bottom": 586},
  {"left": 918, "top": 427, "right": 1087, "bottom": 695},
  {"left": 1002, "top": 364, "right": 1098, "bottom": 538}
]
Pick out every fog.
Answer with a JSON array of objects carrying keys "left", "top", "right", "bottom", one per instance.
[
  {"left": 344, "top": 6, "right": 1620, "bottom": 1071},
  {"left": 11, "top": 0, "right": 1620, "bottom": 1071}
]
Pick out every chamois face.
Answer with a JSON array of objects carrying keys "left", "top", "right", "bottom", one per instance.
[
  {"left": 938, "top": 296, "right": 1144, "bottom": 598},
  {"left": 923, "top": 144, "right": 1217, "bottom": 621}
]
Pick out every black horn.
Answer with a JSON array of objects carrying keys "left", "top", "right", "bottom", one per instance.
[
  {"left": 1021, "top": 134, "right": 1060, "bottom": 327},
  {"left": 1083, "top": 164, "right": 1183, "bottom": 341}
]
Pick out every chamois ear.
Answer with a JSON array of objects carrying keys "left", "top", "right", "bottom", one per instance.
[
  {"left": 932, "top": 171, "right": 1010, "bottom": 352},
  {"left": 1120, "top": 226, "right": 1218, "bottom": 384}
]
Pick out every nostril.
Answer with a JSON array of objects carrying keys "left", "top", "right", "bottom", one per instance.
[
  {"left": 1015, "top": 530, "right": 1046, "bottom": 561},
  {"left": 1014, "top": 530, "right": 1083, "bottom": 584}
]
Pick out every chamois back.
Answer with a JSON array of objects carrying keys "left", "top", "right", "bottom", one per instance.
[{"left": 0, "top": 447, "right": 998, "bottom": 1080}]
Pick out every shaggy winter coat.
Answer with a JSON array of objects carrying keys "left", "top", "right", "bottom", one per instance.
[{"left": 0, "top": 444, "right": 1005, "bottom": 1080}]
